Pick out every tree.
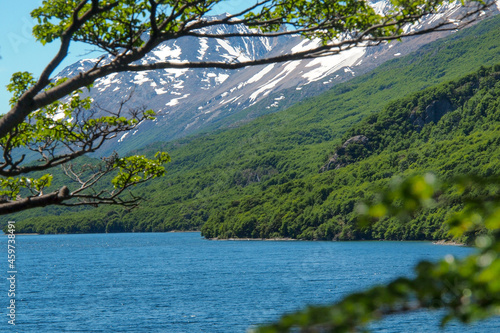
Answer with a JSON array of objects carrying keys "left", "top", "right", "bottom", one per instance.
[{"left": 0, "top": 0, "right": 492, "bottom": 214}]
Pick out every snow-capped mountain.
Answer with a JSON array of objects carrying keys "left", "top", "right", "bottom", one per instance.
[{"left": 56, "top": 1, "right": 500, "bottom": 154}]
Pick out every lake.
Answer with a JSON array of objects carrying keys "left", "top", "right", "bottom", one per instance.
[{"left": 1, "top": 232, "right": 498, "bottom": 332}]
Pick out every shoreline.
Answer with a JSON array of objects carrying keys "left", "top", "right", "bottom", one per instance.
[
  {"left": 2, "top": 233, "right": 41, "bottom": 236},
  {"left": 432, "top": 240, "right": 465, "bottom": 246},
  {"left": 209, "top": 238, "right": 466, "bottom": 244},
  {"left": 0, "top": 231, "right": 466, "bottom": 246},
  {"left": 1, "top": 230, "right": 200, "bottom": 236},
  {"left": 209, "top": 237, "right": 297, "bottom": 241}
]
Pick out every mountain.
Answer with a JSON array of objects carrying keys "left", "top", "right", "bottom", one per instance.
[
  {"left": 56, "top": 1, "right": 500, "bottom": 155},
  {"left": 10, "top": 13, "right": 500, "bottom": 236}
]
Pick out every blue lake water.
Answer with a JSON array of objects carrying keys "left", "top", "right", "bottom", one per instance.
[{"left": 1, "top": 232, "right": 499, "bottom": 332}]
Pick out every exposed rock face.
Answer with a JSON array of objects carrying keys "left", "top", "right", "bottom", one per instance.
[
  {"left": 410, "top": 97, "right": 453, "bottom": 129},
  {"left": 319, "top": 135, "right": 369, "bottom": 173},
  {"left": 341, "top": 135, "right": 369, "bottom": 147}
]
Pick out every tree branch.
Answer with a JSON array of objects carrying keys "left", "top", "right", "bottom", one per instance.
[
  {"left": 0, "top": 186, "right": 70, "bottom": 215},
  {"left": 0, "top": 1, "right": 120, "bottom": 140},
  {"left": 0, "top": 93, "right": 151, "bottom": 177}
]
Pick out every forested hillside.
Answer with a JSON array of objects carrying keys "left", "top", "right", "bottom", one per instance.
[
  {"left": 202, "top": 63, "right": 500, "bottom": 241},
  {"left": 7, "top": 16, "right": 500, "bottom": 238}
]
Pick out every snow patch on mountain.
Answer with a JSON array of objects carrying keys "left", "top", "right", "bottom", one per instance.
[
  {"left": 291, "top": 39, "right": 319, "bottom": 53},
  {"left": 152, "top": 42, "right": 182, "bottom": 61},
  {"left": 215, "top": 73, "right": 230, "bottom": 84},
  {"left": 370, "top": 0, "right": 392, "bottom": 15},
  {"left": 246, "top": 64, "right": 275, "bottom": 84},
  {"left": 134, "top": 73, "right": 151, "bottom": 85},
  {"left": 259, "top": 37, "right": 272, "bottom": 52},
  {"left": 302, "top": 47, "right": 366, "bottom": 83},
  {"left": 198, "top": 38, "right": 209, "bottom": 60},
  {"left": 163, "top": 68, "right": 188, "bottom": 78},
  {"left": 155, "top": 87, "right": 169, "bottom": 95},
  {"left": 166, "top": 93, "right": 190, "bottom": 106},
  {"left": 217, "top": 38, "right": 253, "bottom": 62},
  {"left": 118, "top": 132, "right": 129, "bottom": 143},
  {"left": 249, "top": 61, "right": 300, "bottom": 103}
]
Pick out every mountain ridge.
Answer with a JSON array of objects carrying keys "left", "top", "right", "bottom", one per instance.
[{"left": 53, "top": 1, "right": 500, "bottom": 155}]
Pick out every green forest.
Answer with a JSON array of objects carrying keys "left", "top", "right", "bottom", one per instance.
[{"left": 6, "top": 15, "right": 500, "bottom": 241}]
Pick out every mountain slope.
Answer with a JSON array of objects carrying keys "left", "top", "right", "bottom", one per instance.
[
  {"left": 9, "top": 14, "right": 500, "bottom": 236},
  {"left": 55, "top": 1, "right": 500, "bottom": 156},
  {"left": 201, "top": 64, "right": 500, "bottom": 241}
]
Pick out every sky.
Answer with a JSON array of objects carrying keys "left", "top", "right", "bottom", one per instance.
[{"left": 0, "top": 0, "right": 250, "bottom": 112}]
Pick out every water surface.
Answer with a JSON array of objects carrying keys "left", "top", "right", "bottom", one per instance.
[{"left": 1, "top": 232, "right": 498, "bottom": 332}]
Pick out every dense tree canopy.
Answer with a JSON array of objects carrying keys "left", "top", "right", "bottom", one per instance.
[{"left": 0, "top": 0, "right": 491, "bottom": 213}]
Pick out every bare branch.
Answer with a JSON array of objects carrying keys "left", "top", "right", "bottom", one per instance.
[{"left": 0, "top": 93, "right": 151, "bottom": 177}]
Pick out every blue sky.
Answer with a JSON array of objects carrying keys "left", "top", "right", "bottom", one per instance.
[{"left": 0, "top": 0, "right": 250, "bottom": 112}]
